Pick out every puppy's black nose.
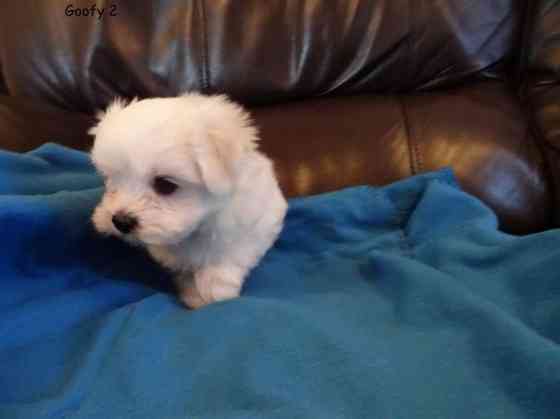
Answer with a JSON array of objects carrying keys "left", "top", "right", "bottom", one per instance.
[{"left": 112, "top": 212, "right": 138, "bottom": 234}]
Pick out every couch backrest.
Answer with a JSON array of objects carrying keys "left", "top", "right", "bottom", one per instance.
[{"left": 0, "top": 0, "right": 524, "bottom": 112}]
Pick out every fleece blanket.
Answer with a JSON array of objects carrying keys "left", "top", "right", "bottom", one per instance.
[{"left": 0, "top": 143, "right": 559, "bottom": 419}]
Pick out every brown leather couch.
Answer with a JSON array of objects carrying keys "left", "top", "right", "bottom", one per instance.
[{"left": 0, "top": 0, "right": 557, "bottom": 235}]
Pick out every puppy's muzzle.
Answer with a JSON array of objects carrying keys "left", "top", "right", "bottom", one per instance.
[{"left": 112, "top": 212, "right": 138, "bottom": 234}]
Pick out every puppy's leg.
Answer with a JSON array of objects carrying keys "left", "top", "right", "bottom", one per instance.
[
  {"left": 195, "top": 264, "right": 245, "bottom": 305},
  {"left": 174, "top": 276, "right": 204, "bottom": 309},
  {"left": 179, "top": 265, "right": 245, "bottom": 309}
]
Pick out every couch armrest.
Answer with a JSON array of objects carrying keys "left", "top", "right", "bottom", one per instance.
[
  {"left": 526, "top": 0, "right": 560, "bottom": 226},
  {"left": 528, "top": 81, "right": 560, "bottom": 226}
]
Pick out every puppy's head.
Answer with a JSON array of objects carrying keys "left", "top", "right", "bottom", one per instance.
[{"left": 89, "top": 93, "right": 258, "bottom": 246}]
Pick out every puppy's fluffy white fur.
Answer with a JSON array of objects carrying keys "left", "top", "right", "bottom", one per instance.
[{"left": 89, "top": 93, "right": 287, "bottom": 309}]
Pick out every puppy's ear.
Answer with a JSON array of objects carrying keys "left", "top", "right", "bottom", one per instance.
[
  {"left": 195, "top": 130, "right": 243, "bottom": 196},
  {"left": 190, "top": 94, "right": 259, "bottom": 195},
  {"left": 88, "top": 97, "right": 134, "bottom": 136}
]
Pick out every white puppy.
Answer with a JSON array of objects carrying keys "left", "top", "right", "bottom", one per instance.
[{"left": 89, "top": 93, "right": 287, "bottom": 309}]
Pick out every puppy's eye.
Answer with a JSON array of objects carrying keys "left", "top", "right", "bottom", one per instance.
[{"left": 153, "top": 176, "right": 179, "bottom": 196}]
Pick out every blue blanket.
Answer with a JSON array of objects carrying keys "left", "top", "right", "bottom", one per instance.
[{"left": 1, "top": 143, "right": 559, "bottom": 419}]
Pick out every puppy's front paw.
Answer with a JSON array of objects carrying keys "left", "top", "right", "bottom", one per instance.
[
  {"left": 188, "top": 265, "right": 244, "bottom": 308},
  {"left": 177, "top": 266, "right": 244, "bottom": 309},
  {"left": 179, "top": 284, "right": 208, "bottom": 310}
]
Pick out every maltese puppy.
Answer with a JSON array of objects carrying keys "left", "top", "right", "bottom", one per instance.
[{"left": 89, "top": 93, "right": 287, "bottom": 309}]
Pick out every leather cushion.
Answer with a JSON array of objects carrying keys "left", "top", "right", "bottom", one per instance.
[{"left": 0, "top": 81, "right": 550, "bottom": 234}]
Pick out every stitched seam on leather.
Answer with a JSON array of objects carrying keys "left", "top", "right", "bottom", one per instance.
[
  {"left": 515, "top": 0, "right": 535, "bottom": 90},
  {"left": 415, "top": 138, "right": 423, "bottom": 172},
  {"left": 404, "top": 0, "right": 423, "bottom": 173},
  {"left": 408, "top": 0, "right": 414, "bottom": 89},
  {"left": 197, "top": 0, "right": 210, "bottom": 91},
  {"left": 397, "top": 96, "right": 418, "bottom": 175},
  {"left": 407, "top": 103, "right": 423, "bottom": 172}
]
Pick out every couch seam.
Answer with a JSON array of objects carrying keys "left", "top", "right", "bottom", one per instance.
[
  {"left": 196, "top": 0, "right": 210, "bottom": 92},
  {"left": 515, "top": 0, "right": 535, "bottom": 92},
  {"left": 397, "top": 96, "right": 421, "bottom": 175},
  {"left": 408, "top": 0, "right": 414, "bottom": 89}
]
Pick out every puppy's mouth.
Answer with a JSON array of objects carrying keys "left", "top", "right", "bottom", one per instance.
[
  {"left": 102, "top": 225, "right": 174, "bottom": 247},
  {"left": 120, "top": 233, "right": 144, "bottom": 246},
  {"left": 134, "top": 224, "right": 200, "bottom": 247}
]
